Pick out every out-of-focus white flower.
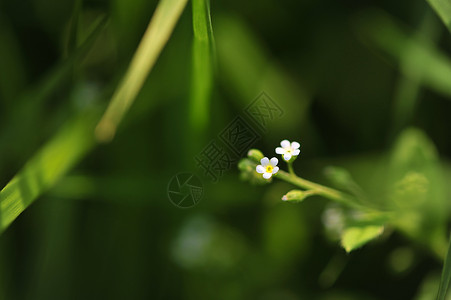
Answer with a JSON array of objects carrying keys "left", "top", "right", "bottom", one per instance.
[
  {"left": 322, "top": 204, "right": 345, "bottom": 238},
  {"left": 256, "top": 157, "right": 279, "bottom": 179},
  {"left": 275, "top": 139, "right": 300, "bottom": 161}
]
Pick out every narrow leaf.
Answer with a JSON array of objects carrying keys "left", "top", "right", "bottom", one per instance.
[
  {"left": 426, "top": 0, "right": 451, "bottom": 33},
  {"left": 0, "top": 0, "right": 188, "bottom": 234},
  {"left": 0, "top": 113, "right": 98, "bottom": 233},
  {"left": 436, "top": 235, "right": 451, "bottom": 300},
  {"left": 189, "top": 0, "right": 214, "bottom": 134},
  {"left": 95, "top": 0, "right": 188, "bottom": 142},
  {"left": 355, "top": 10, "right": 451, "bottom": 98}
]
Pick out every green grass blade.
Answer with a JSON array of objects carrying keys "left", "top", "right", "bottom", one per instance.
[
  {"left": 427, "top": 0, "right": 451, "bottom": 33},
  {"left": 0, "top": 0, "right": 188, "bottom": 233},
  {"left": 64, "top": 0, "right": 82, "bottom": 57},
  {"left": 390, "top": 11, "right": 441, "bottom": 136},
  {"left": 24, "top": 15, "right": 108, "bottom": 105},
  {"left": 95, "top": 0, "right": 188, "bottom": 142},
  {"left": 437, "top": 235, "right": 451, "bottom": 300},
  {"left": 0, "top": 15, "right": 27, "bottom": 106},
  {"left": 189, "top": 0, "right": 214, "bottom": 134},
  {"left": 0, "top": 113, "right": 98, "bottom": 234},
  {"left": 215, "top": 15, "right": 311, "bottom": 133},
  {"left": 0, "top": 0, "right": 188, "bottom": 232},
  {"left": 355, "top": 10, "right": 451, "bottom": 99}
]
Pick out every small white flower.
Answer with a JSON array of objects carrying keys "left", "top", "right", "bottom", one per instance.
[
  {"left": 256, "top": 157, "right": 279, "bottom": 179},
  {"left": 275, "top": 139, "right": 300, "bottom": 161}
]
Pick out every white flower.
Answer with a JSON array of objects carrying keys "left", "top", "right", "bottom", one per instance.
[
  {"left": 256, "top": 157, "right": 279, "bottom": 179},
  {"left": 275, "top": 139, "right": 300, "bottom": 161}
]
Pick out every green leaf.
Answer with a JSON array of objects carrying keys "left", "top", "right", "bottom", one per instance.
[
  {"left": 426, "top": 0, "right": 451, "bottom": 33},
  {"left": 437, "top": 235, "right": 451, "bottom": 299},
  {"left": 341, "top": 225, "right": 384, "bottom": 253},
  {"left": 339, "top": 210, "right": 390, "bottom": 252}
]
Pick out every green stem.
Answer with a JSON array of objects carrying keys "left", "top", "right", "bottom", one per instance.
[
  {"left": 275, "top": 170, "right": 374, "bottom": 211},
  {"left": 287, "top": 162, "right": 295, "bottom": 176}
]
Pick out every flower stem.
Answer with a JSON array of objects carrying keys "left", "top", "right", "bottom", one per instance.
[
  {"left": 287, "top": 162, "right": 295, "bottom": 176},
  {"left": 275, "top": 170, "right": 374, "bottom": 211}
]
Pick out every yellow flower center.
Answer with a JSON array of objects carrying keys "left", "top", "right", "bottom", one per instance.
[{"left": 266, "top": 165, "right": 273, "bottom": 173}]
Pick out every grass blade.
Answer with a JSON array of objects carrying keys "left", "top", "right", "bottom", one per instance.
[
  {"left": 189, "top": 0, "right": 214, "bottom": 134},
  {"left": 0, "top": 113, "right": 98, "bottom": 233},
  {"left": 437, "top": 235, "right": 451, "bottom": 300},
  {"left": 215, "top": 15, "right": 310, "bottom": 133},
  {"left": 64, "top": 0, "right": 83, "bottom": 57},
  {"left": 0, "top": 0, "right": 188, "bottom": 233},
  {"left": 95, "top": 0, "right": 188, "bottom": 142},
  {"left": 427, "top": 0, "right": 451, "bottom": 33},
  {"left": 390, "top": 11, "right": 441, "bottom": 137},
  {"left": 355, "top": 10, "right": 451, "bottom": 99}
]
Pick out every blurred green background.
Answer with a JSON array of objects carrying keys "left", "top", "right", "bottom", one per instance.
[{"left": 1, "top": 0, "right": 451, "bottom": 299}]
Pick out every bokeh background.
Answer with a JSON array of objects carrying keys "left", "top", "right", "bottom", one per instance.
[{"left": 1, "top": 0, "right": 451, "bottom": 299}]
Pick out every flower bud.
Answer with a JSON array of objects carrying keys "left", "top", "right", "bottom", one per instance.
[
  {"left": 247, "top": 149, "right": 264, "bottom": 163},
  {"left": 238, "top": 158, "right": 271, "bottom": 185},
  {"left": 281, "top": 189, "right": 310, "bottom": 202}
]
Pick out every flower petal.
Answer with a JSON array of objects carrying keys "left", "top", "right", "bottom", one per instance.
[
  {"left": 263, "top": 172, "right": 272, "bottom": 179},
  {"left": 291, "top": 141, "right": 300, "bottom": 150},
  {"left": 260, "top": 157, "right": 269, "bottom": 166},
  {"left": 270, "top": 157, "right": 278, "bottom": 166},
  {"left": 275, "top": 147, "right": 285, "bottom": 154},
  {"left": 283, "top": 153, "right": 292, "bottom": 161},
  {"left": 272, "top": 166, "right": 279, "bottom": 174},
  {"left": 256, "top": 165, "right": 265, "bottom": 173},
  {"left": 293, "top": 149, "right": 300, "bottom": 156},
  {"left": 281, "top": 140, "right": 290, "bottom": 148}
]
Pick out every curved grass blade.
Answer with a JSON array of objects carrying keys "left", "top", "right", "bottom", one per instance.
[
  {"left": 437, "top": 234, "right": 451, "bottom": 300},
  {"left": 426, "top": 0, "right": 451, "bottom": 33},
  {"left": 95, "top": 0, "right": 188, "bottom": 142}
]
